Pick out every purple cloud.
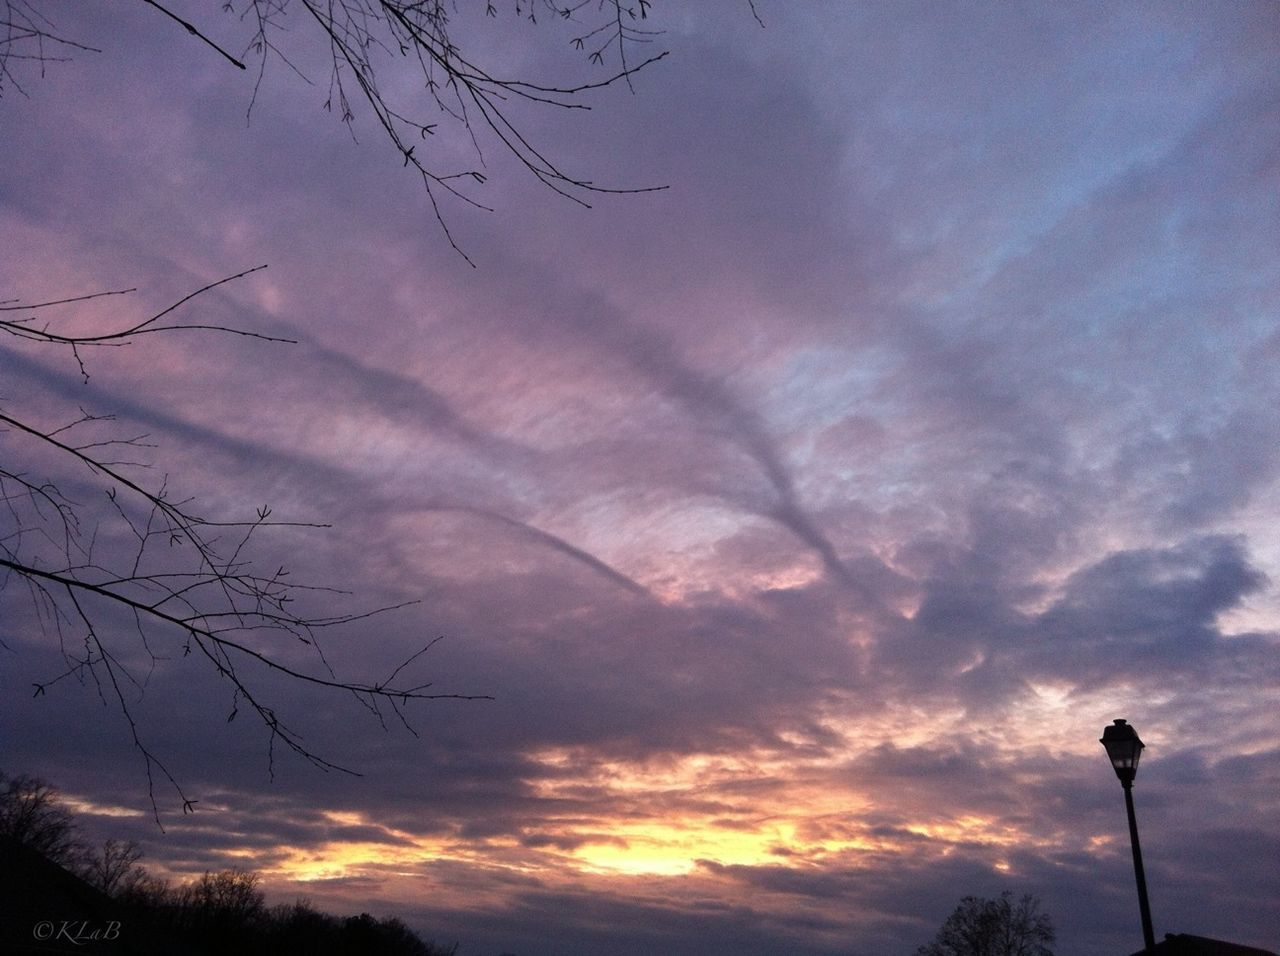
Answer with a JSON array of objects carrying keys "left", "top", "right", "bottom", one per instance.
[{"left": 2, "top": 3, "right": 1279, "bottom": 955}]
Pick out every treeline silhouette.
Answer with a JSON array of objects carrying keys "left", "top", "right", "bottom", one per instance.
[
  {"left": 1, "top": 771, "right": 456, "bottom": 955},
  {"left": 101, "top": 869, "right": 449, "bottom": 956}
]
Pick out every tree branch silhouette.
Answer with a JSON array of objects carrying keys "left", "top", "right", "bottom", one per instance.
[
  {"left": 3, "top": 1, "right": 674, "bottom": 262},
  {"left": 1, "top": 270, "right": 488, "bottom": 824}
]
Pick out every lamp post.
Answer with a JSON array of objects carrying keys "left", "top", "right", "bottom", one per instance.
[{"left": 1101, "top": 718, "right": 1156, "bottom": 952}]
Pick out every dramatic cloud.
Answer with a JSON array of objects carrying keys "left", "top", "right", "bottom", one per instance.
[{"left": 2, "top": 3, "right": 1278, "bottom": 954}]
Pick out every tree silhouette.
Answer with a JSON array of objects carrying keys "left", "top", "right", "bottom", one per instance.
[
  {"left": 0, "top": 4, "right": 694, "bottom": 812},
  {"left": 0, "top": 773, "right": 457, "bottom": 955},
  {"left": 915, "top": 892, "right": 1056, "bottom": 956},
  {"left": 81, "top": 838, "right": 146, "bottom": 897},
  {"left": 180, "top": 868, "right": 267, "bottom": 928},
  {"left": 0, "top": 1, "right": 737, "bottom": 816},
  {"left": 1, "top": 0, "right": 675, "bottom": 261},
  {"left": 1, "top": 275, "right": 489, "bottom": 819},
  {"left": 0, "top": 771, "right": 82, "bottom": 866}
]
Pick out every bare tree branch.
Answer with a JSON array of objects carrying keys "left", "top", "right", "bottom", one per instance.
[
  {"left": 4, "top": 1, "right": 676, "bottom": 260},
  {"left": 138, "top": 0, "right": 247, "bottom": 70},
  {"left": 2, "top": 271, "right": 489, "bottom": 822}
]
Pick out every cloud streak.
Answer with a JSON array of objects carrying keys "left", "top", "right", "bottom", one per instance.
[{"left": 2, "top": 3, "right": 1279, "bottom": 955}]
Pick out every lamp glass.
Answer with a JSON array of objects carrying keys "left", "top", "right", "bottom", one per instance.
[{"left": 1100, "top": 719, "right": 1144, "bottom": 777}]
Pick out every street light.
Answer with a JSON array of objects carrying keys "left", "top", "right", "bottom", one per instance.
[{"left": 1101, "top": 718, "right": 1156, "bottom": 952}]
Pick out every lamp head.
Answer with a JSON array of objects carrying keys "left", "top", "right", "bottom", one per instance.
[{"left": 1100, "top": 718, "right": 1144, "bottom": 784}]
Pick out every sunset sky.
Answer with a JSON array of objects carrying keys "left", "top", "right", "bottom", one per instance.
[{"left": 2, "top": 2, "right": 1278, "bottom": 954}]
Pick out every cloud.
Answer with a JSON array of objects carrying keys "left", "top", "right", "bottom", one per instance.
[
  {"left": 3, "top": 3, "right": 1280, "bottom": 956},
  {"left": 1032, "top": 535, "right": 1271, "bottom": 682}
]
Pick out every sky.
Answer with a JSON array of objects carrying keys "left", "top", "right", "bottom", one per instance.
[{"left": 2, "top": 2, "right": 1278, "bottom": 954}]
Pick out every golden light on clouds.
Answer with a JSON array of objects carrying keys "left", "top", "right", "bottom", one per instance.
[
  {"left": 902, "top": 815, "right": 1019, "bottom": 847},
  {"left": 247, "top": 730, "right": 1055, "bottom": 891},
  {"left": 63, "top": 796, "right": 146, "bottom": 819},
  {"left": 271, "top": 840, "right": 448, "bottom": 883}
]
